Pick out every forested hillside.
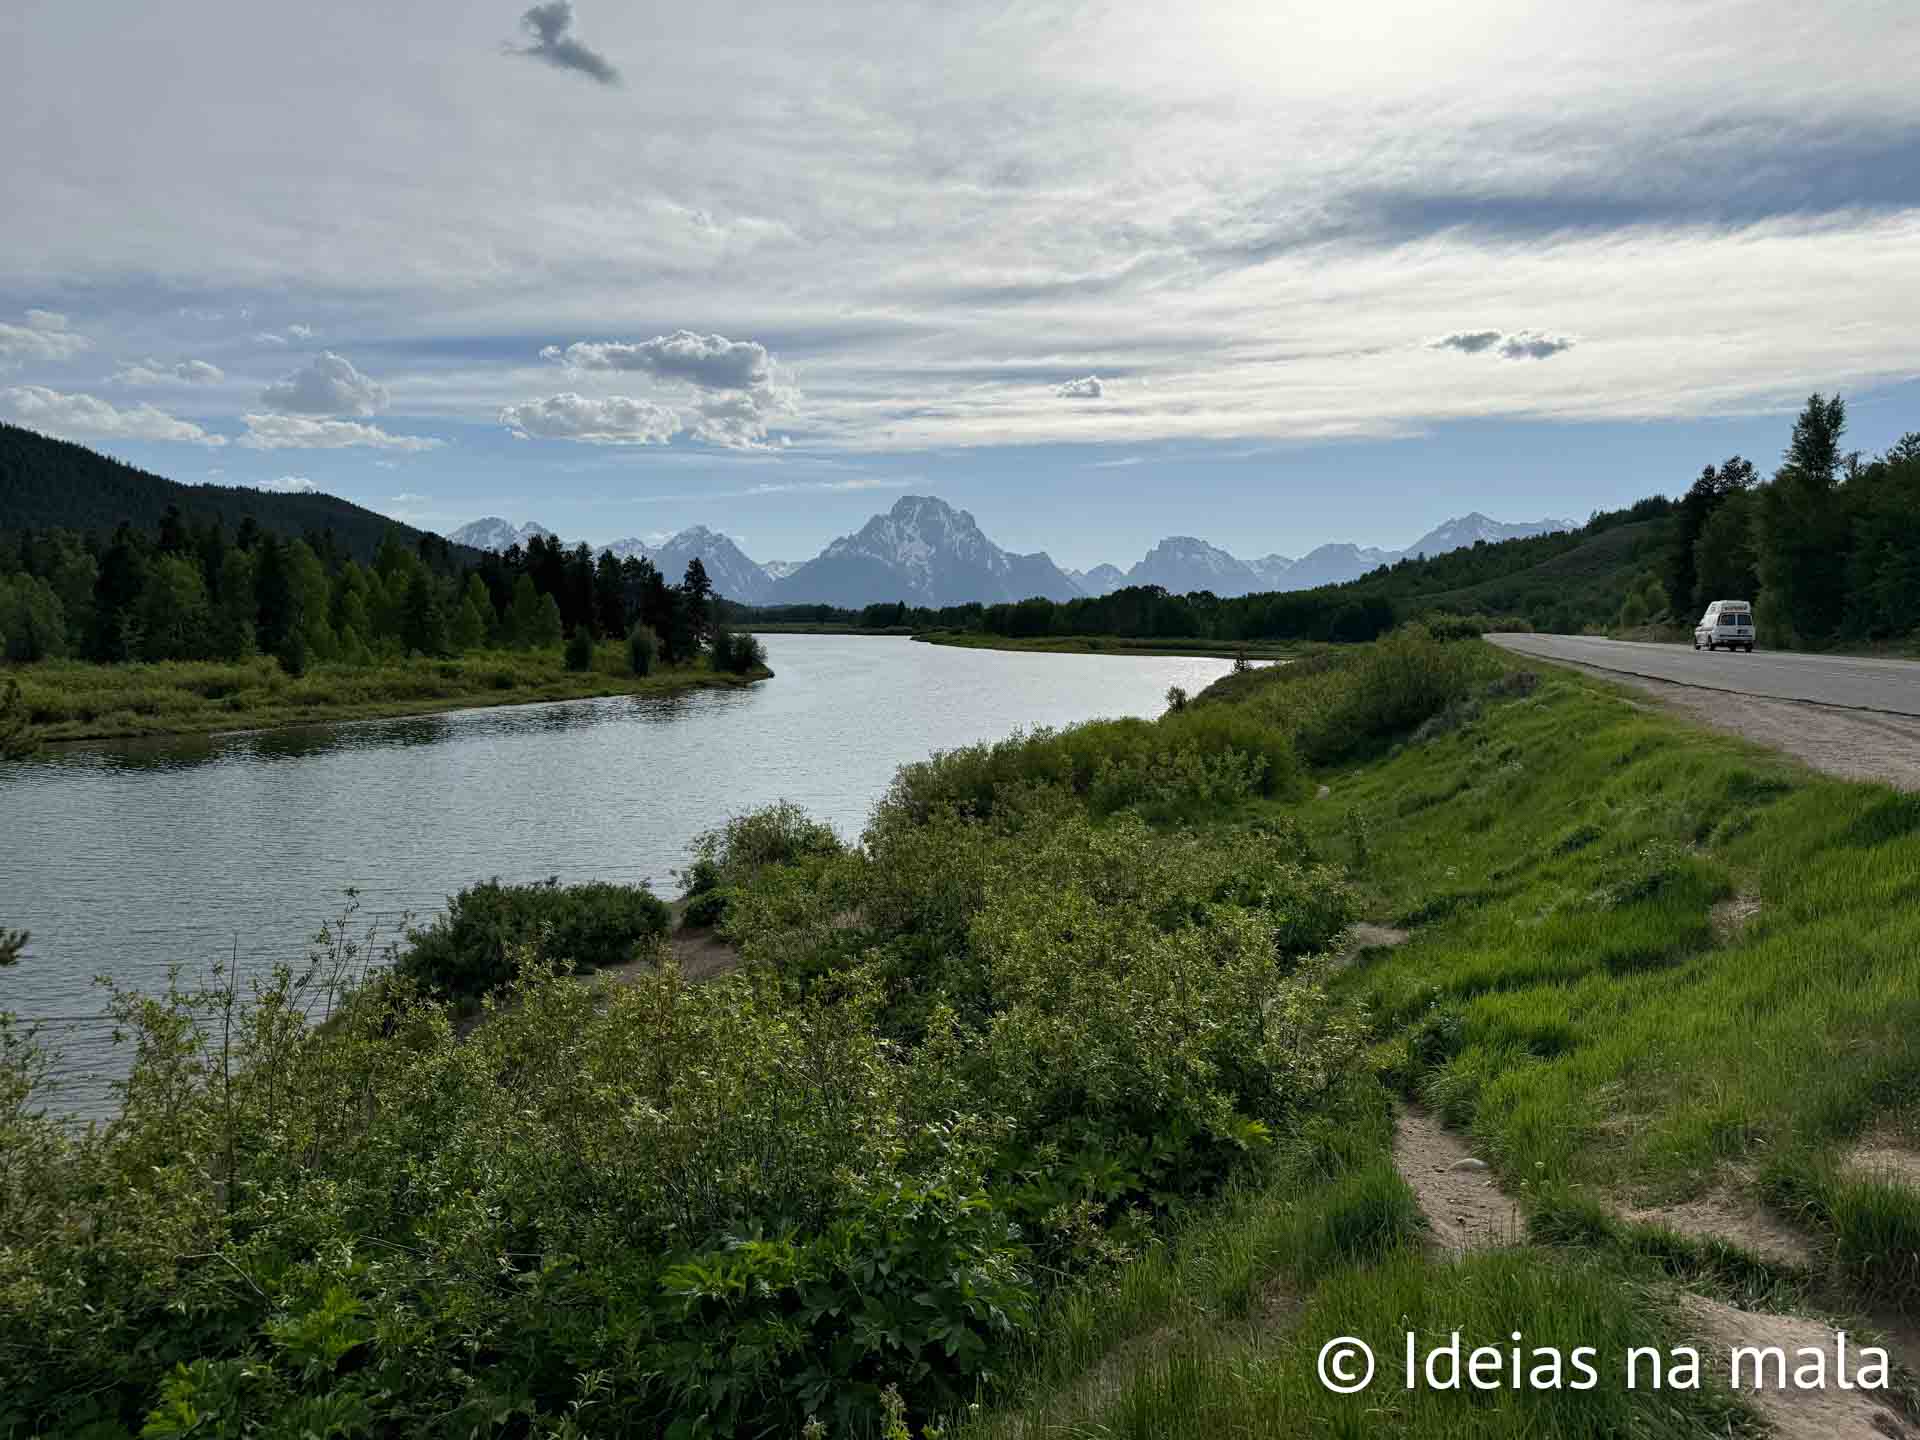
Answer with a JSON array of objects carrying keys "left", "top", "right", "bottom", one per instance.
[{"left": 0, "top": 423, "right": 471, "bottom": 567}]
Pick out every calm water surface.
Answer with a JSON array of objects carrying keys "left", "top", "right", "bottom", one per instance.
[{"left": 1, "top": 635, "right": 1238, "bottom": 1115}]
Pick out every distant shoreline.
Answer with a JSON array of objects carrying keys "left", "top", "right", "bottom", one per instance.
[
  {"left": 911, "top": 630, "right": 1311, "bottom": 660},
  {"left": 15, "top": 654, "right": 771, "bottom": 747}
]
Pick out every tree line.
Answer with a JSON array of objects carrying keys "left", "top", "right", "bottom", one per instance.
[{"left": 0, "top": 511, "right": 748, "bottom": 674}]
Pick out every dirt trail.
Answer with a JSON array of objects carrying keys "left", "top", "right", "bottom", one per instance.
[
  {"left": 1393, "top": 1104, "right": 1523, "bottom": 1254},
  {"left": 1677, "top": 1294, "right": 1918, "bottom": 1440},
  {"left": 1621, "top": 1187, "right": 1815, "bottom": 1270}
]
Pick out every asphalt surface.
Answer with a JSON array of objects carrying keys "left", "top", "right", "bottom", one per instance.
[{"left": 1487, "top": 634, "right": 1920, "bottom": 718}]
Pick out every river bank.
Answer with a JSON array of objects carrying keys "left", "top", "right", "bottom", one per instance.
[
  {"left": 15, "top": 631, "right": 1920, "bottom": 1437},
  {"left": 7, "top": 648, "right": 771, "bottom": 743},
  {"left": 913, "top": 629, "right": 1313, "bottom": 659}
]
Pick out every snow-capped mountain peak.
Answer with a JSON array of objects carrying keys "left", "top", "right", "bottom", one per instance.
[{"left": 446, "top": 517, "right": 553, "bottom": 553}]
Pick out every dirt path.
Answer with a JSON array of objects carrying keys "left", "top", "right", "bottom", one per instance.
[
  {"left": 1506, "top": 655, "right": 1920, "bottom": 791},
  {"left": 1393, "top": 1104, "right": 1523, "bottom": 1254}
]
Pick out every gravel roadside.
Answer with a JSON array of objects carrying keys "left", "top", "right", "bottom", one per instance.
[{"left": 1534, "top": 656, "right": 1920, "bottom": 791}]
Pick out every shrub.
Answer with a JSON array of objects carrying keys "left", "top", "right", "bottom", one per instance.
[
  {"left": 399, "top": 877, "right": 670, "bottom": 997},
  {"left": 709, "top": 627, "right": 768, "bottom": 675},
  {"left": 627, "top": 621, "right": 660, "bottom": 676},
  {"left": 685, "top": 801, "right": 844, "bottom": 891},
  {"left": 563, "top": 627, "right": 595, "bottom": 672}
]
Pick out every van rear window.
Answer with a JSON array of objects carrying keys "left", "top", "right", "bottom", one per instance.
[{"left": 1720, "top": 615, "right": 1747, "bottom": 626}]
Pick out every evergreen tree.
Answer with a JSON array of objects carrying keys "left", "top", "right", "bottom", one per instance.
[
  {"left": 0, "top": 575, "right": 68, "bottom": 662},
  {"left": 505, "top": 573, "right": 542, "bottom": 648},
  {"left": 213, "top": 549, "right": 258, "bottom": 660},
  {"left": 594, "top": 551, "right": 626, "bottom": 637},
  {"left": 451, "top": 593, "right": 487, "bottom": 652},
  {"left": 89, "top": 524, "right": 150, "bottom": 661},
  {"left": 401, "top": 567, "right": 451, "bottom": 656},
  {"left": 254, "top": 536, "right": 302, "bottom": 658},
  {"left": 1758, "top": 393, "right": 1850, "bottom": 646},
  {"left": 136, "top": 555, "right": 212, "bottom": 660},
  {"left": 529, "top": 593, "right": 564, "bottom": 650}
]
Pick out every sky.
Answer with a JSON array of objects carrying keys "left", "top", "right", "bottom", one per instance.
[{"left": 2, "top": 0, "right": 1917, "bottom": 570}]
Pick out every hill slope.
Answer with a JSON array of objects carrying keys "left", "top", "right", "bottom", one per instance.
[{"left": 0, "top": 423, "right": 471, "bottom": 565}]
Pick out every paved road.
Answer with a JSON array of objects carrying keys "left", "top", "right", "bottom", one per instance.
[{"left": 1488, "top": 634, "right": 1920, "bottom": 717}]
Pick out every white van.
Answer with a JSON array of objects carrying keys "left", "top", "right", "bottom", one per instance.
[{"left": 1693, "top": 600, "right": 1755, "bottom": 653}]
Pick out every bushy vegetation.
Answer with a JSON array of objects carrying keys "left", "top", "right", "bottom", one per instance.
[
  {"left": 0, "top": 645, "right": 1394, "bottom": 1437},
  {"left": 14, "top": 628, "right": 1920, "bottom": 1438},
  {"left": 398, "top": 877, "right": 671, "bottom": 998},
  {"left": 708, "top": 625, "right": 769, "bottom": 674}
]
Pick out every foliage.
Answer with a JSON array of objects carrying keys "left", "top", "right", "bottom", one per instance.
[
  {"left": 0, "top": 678, "right": 36, "bottom": 759},
  {"left": 709, "top": 626, "right": 769, "bottom": 674},
  {"left": 627, "top": 621, "right": 660, "bottom": 677},
  {"left": 398, "top": 876, "right": 671, "bottom": 998},
  {"left": 563, "top": 625, "right": 595, "bottom": 671}
]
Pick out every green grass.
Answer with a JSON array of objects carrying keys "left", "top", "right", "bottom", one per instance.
[
  {"left": 914, "top": 630, "right": 1315, "bottom": 659},
  {"left": 961, "top": 644, "right": 1920, "bottom": 1438},
  {"left": 8, "top": 647, "right": 771, "bottom": 742}
]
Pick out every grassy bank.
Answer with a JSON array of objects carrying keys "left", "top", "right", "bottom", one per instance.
[
  {"left": 10, "top": 629, "right": 1920, "bottom": 1436},
  {"left": 6, "top": 647, "right": 771, "bottom": 743},
  {"left": 914, "top": 629, "right": 1312, "bottom": 660},
  {"left": 965, "top": 643, "right": 1920, "bottom": 1437}
]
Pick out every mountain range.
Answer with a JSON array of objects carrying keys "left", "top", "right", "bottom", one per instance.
[{"left": 450, "top": 499, "right": 1577, "bottom": 608}]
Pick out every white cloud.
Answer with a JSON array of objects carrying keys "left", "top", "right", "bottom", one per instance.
[
  {"left": 0, "top": 384, "right": 225, "bottom": 445},
  {"left": 500, "top": 392, "right": 680, "bottom": 444},
  {"left": 286, "top": 323, "right": 314, "bottom": 340},
  {"left": 0, "top": 312, "right": 90, "bottom": 370},
  {"left": 260, "top": 351, "right": 388, "bottom": 415},
  {"left": 544, "top": 332, "right": 771, "bottom": 390},
  {"left": 391, "top": 490, "right": 429, "bottom": 502},
  {"left": 237, "top": 413, "right": 442, "bottom": 450},
  {"left": 1056, "top": 375, "right": 1105, "bottom": 399},
  {"left": 255, "top": 475, "right": 318, "bottom": 493},
  {"left": 113, "top": 357, "right": 226, "bottom": 386}
]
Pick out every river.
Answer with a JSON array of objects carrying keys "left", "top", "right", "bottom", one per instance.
[{"left": 0, "top": 634, "right": 1240, "bottom": 1118}]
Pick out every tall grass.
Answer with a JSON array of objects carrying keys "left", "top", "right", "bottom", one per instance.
[{"left": 6, "top": 646, "right": 765, "bottom": 741}]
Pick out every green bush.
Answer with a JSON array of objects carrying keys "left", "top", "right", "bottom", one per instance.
[
  {"left": 399, "top": 876, "right": 670, "bottom": 997},
  {"left": 563, "top": 627, "right": 594, "bottom": 672},
  {"left": 627, "top": 621, "right": 660, "bottom": 677},
  {"left": 709, "top": 626, "right": 769, "bottom": 675}
]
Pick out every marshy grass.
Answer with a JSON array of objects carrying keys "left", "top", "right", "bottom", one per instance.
[{"left": 7, "top": 645, "right": 770, "bottom": 742}]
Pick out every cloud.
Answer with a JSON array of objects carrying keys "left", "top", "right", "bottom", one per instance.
[
  {"left": 255, "top": 475, "right": 318, "bottom": 493},
  {"left": 252, "top": 325, "right": 314, "bottom": 346},
  {"left": 237, "top": 414, "right": 442, "bottom": 450},
  {"left": 1430, "top": 330, "right": 1504, "bottom": 355},
  {"left": 0, "top": 385, "right": 225, "bottom": 445},
  {"left": 508, "top": 2, "right": 620, "bottom": 86},
  {"left": 1497, "top": 331, "right": 1575, "bottom": 360},
  {"left": 1056, "top": 375, "right": 1105, "bottom": 399},
  {"left": 391, "top": 490, "right": 429, "bottom": 503},
  {"left": 0, "top": 312, "right": 90, "bottom": 370},
  {"left": 1430, "top": 329, "right": 1575, "bottom": 360},
  {"left": 540, "top": 331, "right": 795, "bottom": 447},
  {"left": 543, "top": 332, "right": 771, "bottom": 391},
  {"left": 1089, "top": 455, "right": 1143, "bottom": 467},
  {"left": 113, "top": 357, "right": 226, "bottom": 386},
  {"left": 286, "top": 323, "right": 314, "bottom": 340},
  {"left": 261, "top": 352, "right": 388, "bottom": 415},
  {"left": 500, "top": 392, "right": 680, "bottom": 444}
]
